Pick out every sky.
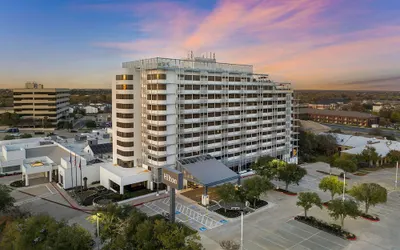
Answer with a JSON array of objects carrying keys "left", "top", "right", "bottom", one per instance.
[{"left": 0, "top": 0, "right": 400, "bottom": 90}]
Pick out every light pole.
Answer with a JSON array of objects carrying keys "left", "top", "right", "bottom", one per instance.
[
  {"left": 342, "top": 172, "right": 346, "bottom": 201},
  {"left": 96, "top": 213, "right": 101, "bottom": 250},
  {"left": 395, "top": 161, "right": 399, "bottom": 189},
  {"left": 240, "top": 211, "right": 244, "bottom": 250}
]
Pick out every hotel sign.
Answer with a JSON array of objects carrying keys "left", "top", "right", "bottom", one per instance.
[{"left": 162, "top": 168, "right": 183, "bottom": 190}]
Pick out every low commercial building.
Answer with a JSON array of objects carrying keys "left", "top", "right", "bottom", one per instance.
[
  {"left": 328, "top": 133, "right": 400, "bottom": 166},
  {"left": 84, "top": 106, "right": 99, "bottom": 114},
  {"left": 300, "top": 108, "right": 379, "bottom": 127}
]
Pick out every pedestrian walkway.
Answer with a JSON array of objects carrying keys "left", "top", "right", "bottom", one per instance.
[{"left": 139, "top": 196, "right": 226, "bottom": 231}]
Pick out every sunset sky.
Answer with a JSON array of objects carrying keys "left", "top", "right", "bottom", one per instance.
[{"left": 1, "top": 0, "right": 399, "bottom": 90}]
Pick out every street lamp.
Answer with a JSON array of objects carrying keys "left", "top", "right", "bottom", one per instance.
[
  {"left": 342, "top": 172, "right": 346, "bottom": 201},
  {"left": 240, "top": 210, "right": 244, "bottom": 250},
  {"left": 95, "top": 213, "right": 101, "bottom": 250}
]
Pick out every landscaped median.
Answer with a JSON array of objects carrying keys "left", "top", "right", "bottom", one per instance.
[
  {"left": 274, "top": 188, "right": 297, "bottom": 196},
  {"left": 295, "top": 216, "right": 357, "bottom": 240}
]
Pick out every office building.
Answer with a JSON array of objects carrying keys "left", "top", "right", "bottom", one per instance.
[
  {"left": 13, "top": 83, "right": 70, "bottom": 128},
  {"left": 112, "top": 55, "right": 299, "bottom": 192}
]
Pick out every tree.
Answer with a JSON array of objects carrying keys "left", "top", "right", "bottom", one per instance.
[
  {"left": 3, "top": 135, "right": 15, "bottom": 140},
  {"left": 348, "top": 183, "right": 387, "bottom": 214},
  {"left": 0, "top": 112, "right": 20, "bottom": 126},
  {"left": 251, "top": 156, "right": 276, "bottom": 179},
  {"left": 390, "top": 111, "right": 400, "bottom": 123},
  {"left": 327, "top": 199, "right": 360, "bottom": 228},
  {"left": 0, "top": 215, "right": 93, "bottom": 250},
  {"left": 91, "top": 204, "right": 203, "bottom": 250},
  {"left": 276, "top": 164, "right": 307, "bottom": 191},
  {"left": 319, "top": 176, "right": 344, "bottom": 200},
  {"left": 0, "top": 184, "right": 15, "bottom": 213},
  {"left": 387, "top": 150, "right": 400, "bottom": 164},
  {"left": 216, "top": 183, "right": 241, "bottom": 211},
  {"left": 332, "top": 157, "right": 357, "bottom": 173},
  {"left": 20, "top": 133, "right": 32, "bottom": 138},
  {"left": 85, "top": 120, "right": 96, "bottom": 128},
  {"left": 242, "top": 176, "right": 273, "bottom": 207},
  {"left": 296, "top": 192, "right": 322, "bottom": 218},
  {"left": 220, "top": 240, "right": 240, "bottom": 250},
  {"left": 359, "top": 146, "right": 380, "bottom": 167}
]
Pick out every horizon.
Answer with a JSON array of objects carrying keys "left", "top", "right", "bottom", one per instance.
[{"left": 1, "top": 0, "right": 399, "bottom": 90}]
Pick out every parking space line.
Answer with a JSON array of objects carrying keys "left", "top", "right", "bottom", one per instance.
[
  {"left": 257, "top": 235, "right": 287, "bottom": 249},
  {"left": 312, "top": 233, "right": 346, "bottom": 248},
  {"left": 287, "top": 232, "right": 328, "bottom": 250}
]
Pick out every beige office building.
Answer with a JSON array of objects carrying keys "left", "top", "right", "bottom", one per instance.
[{"left": 13, "top": 83, "right": 70, "bottom": 128}]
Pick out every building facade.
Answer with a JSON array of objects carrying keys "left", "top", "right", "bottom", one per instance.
[
  {"left": 13, "top": 84, "right": 70, "bottom": 128},
  {"left": 112, "top": 56, "right": 299, "bottom": 189},
  {"left": 300, "top": 108, "right": 379, "bottom": 127}
]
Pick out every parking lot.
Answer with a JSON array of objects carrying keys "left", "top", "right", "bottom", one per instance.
[{"left": 201, "top": 162, "right": 400, "bottom": 250}]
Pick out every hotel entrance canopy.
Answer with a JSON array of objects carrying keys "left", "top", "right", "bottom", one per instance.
[{"left": 178, "top": 155, "right": 239, "bottom": 187}]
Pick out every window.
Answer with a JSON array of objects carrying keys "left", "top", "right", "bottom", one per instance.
[
  {"left": 147, "top": 94, "right": 166, "bottom": 100},
  {"left": 147, "top": 105, "right": 166, "bottom": 111},
  {"left": 117, "top": 131, "right": 134, "bottom": 137},
  {"left": 116, "top": 75, "right": 133, "bottom": 80},
  {"left": 148, "top": 145, "right": 166, "bottom": 151},
  {"left": 147, "top": 84, "right": 166, "bottom": 90},
  {"left": 116, "top": 84, "right": 133, "bottom": 90},
  {"left": 117, "top": 140, "right": 134, "bottom": 147},
  {"left": 116, "top": 94, "right": 133, "bottom": 99},
  {"left": 116, "top": 103, "right": 133, "bottom": 109},
  {"left": 147, "top": 135, "right": 167, "bottom": 141},
  {"left": 117, "top": 122, "right": 134, "bottom": 128},
  {"left": 147, "top": 115, "right": 166, "bottom": 121},
  {"left": 147, "top": 74, "right": 167, "bottom": 80},
  {"left": 193, "top": 75, "right": 200, "bottom": 81},
  {"left": 184, "top": 75, "right": 193, "bottom": 81},
  {"left": 117, "top": 113, "right": 133, "bottom": 118},
  {"left": 147, "top": 125, "right": 167, "bottom": 131},
  {"left": 117, "top": 149, "right": 134, "bottom": 157}
]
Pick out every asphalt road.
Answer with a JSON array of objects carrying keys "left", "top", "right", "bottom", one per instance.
[{"left": 323, "top": 123, "right": 400, "bottom": 138}]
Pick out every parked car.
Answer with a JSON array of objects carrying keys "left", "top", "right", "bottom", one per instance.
[
  {"left": 70, "top": 129, "right": 78, "bottom": 133},
  {"left": 6, "top": 128, "right": 19, "bottom": 133}
]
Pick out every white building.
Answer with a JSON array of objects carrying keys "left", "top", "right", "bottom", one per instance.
[
  {"left": 84, "top": 106, "right": 99, "bottom": 114},
  {"left": 372, "top": 102, "right": 383, "bottom": 113},
  {"left": 328, "top": 133, "right": 400, "bottom": 165},
  {"left": 112, "top": 56, "right": 299, "bottom": 195}
]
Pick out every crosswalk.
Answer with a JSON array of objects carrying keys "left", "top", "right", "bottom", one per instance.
[{"left": 143, "top": 198, "right": 224, "bottom": 230}]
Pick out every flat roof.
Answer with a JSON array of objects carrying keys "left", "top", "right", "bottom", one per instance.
[
  {"left": 300, "top": 108, "right": 378, "bottom": 119},
  {"left": 179, "top": 155, "right": 239, "bottom": 187},
  {"left": 102, "top": 163, "right": 150, "bottom": 176}
]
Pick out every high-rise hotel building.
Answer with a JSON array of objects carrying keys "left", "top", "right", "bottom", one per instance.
[{"left": 112, "top": 56, "right": 299, "bottom": 185}]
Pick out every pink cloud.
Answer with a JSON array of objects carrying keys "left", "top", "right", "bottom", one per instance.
[{"left": 92, "top": 0, "right": 400, "bottom": 90}]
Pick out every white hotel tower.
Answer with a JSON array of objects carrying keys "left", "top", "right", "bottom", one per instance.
[{"left": 112, "top": 55, "right": 299, "bottom": 189}]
